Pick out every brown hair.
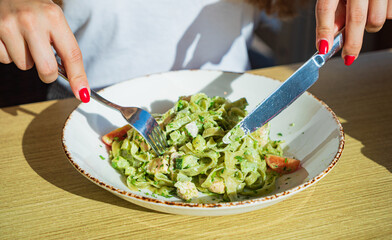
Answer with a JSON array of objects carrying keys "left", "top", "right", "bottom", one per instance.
[{"left": 245, "top": 0, "right": 311, "bottom": 18}]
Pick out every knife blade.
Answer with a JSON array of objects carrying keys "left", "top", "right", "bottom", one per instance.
[{"left": 223, "top": 32, "right": 344, "bottom": 144}]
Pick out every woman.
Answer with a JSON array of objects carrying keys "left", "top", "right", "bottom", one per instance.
[{"left": 0, "top": 0, "right": 390, "bottom": 103}]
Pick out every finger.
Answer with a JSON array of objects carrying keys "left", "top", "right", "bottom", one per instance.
[
  {"left": 315, "top": 0, "right": 340, "bottom": 54},
  {"left": 342, "top": 0, "right": 369, "bottom": 66},
  {"left": 1, "top": 27, "right": 34, "bottom": 70},
  {"left": 24, "top": 31, "right": 58, "bottom": 83},
  {"left": 366, "top": 0, "right": 387, "bottom": 32},
  {"left": 334, "top": 0, "right": 347, "bottom": 34},
  {"left": 387, "top": 0, "right": 392, "bottom": 18},
  {"left": 50, "top": 14, "right": 90, "bottom": 103},
  {"left": 0, "top": 39, "right": 12, "bottom": 64}
]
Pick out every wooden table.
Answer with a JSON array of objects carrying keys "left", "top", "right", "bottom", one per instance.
[{"left": 1, "top": 49, "right": 391, "bottom": 239}]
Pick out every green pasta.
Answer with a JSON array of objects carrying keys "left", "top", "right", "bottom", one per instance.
[{"left": 109, "top": 93, "right": 283, "bottom": 202}]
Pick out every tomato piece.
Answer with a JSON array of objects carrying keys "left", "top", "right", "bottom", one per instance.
[
  {"left": 266, "top": 155, "right": 300, "bottom": 174},
  {"left": 102, "top": 125, "right": 132, "bottom": 146}
]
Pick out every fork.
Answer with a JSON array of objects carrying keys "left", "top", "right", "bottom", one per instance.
[{"left": 57, "top": 63, "right": 168, "bottom": 155}]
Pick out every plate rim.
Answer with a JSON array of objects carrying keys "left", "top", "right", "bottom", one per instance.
[{"left": 61, "top": 69, "right": 345, "bottom": 209}]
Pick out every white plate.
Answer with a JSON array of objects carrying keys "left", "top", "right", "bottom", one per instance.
[{"left": 62, "top": 70, "right": 344, "bottom": 216}]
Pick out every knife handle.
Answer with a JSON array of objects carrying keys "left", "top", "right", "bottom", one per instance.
[{"left": 318, "top": 31, "right": 344, "bottom": 64}]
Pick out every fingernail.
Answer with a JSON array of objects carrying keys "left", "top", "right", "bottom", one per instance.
[
  {"left": 318, "top": 39, "right": 329, "bottom": 54},
  {"left": 79, "top": 88, "right": 90, "bottom": 103},
  {"left": 344, "top": 55, "right": 355, "bottom": 66}
]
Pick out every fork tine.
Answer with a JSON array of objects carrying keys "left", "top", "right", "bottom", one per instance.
[
  {"left": 154, "top": 126, "right": 167, "bottom": 150},
  {"left": 146, "top": 133, "right": 161, "bottom": 156},
  {"left": 147, "top": 125, "right": 167, "bottom": 155},
  {"left": 151, "top": 127, "right": 166, "bottom": 154},
  {"left": 148, "top": 132, "right": 160, "bottom": 154},
  {"left": 157, "top": 127, "right": 169, "bottom": 148},
  {"left": 157, "top": 126, "right": 168, "bottom": 149}
]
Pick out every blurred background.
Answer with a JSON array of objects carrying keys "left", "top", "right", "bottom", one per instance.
[{"left": 1, "top": 1, "right": 391, "bottom": 108}]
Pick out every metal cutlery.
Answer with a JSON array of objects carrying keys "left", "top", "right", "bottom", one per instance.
[
  {"left": 57, "top": 64, "right": 168, "bottom": 155},
  {"left": 223, "top": 32, "right": 344, "bottom": 144}
]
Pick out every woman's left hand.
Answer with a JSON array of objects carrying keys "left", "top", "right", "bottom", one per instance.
[{"left": 315, "top": 0, "right": 392, "bottom": 66}]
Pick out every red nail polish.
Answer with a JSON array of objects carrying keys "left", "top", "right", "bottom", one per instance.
[
  {"left": 344, "top": 55, "right": 355, "bottom": 66},
  {"left": 79, "top": 88, "right": 90, "bottom": 103},
  {"left": 318, "top": 39, "right": 329, "bottom": 54}
]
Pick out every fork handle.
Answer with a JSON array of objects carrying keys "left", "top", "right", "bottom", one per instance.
[{"left": 57, "top": 63, "right": 123, "bottom": 111}]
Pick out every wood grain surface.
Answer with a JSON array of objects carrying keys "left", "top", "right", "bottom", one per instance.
[{"left": 1, "top": 50, "right": 391, "bottom": 239}]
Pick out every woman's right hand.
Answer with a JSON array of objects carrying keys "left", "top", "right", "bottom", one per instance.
[{"left": 0, "top": 0, "right": 90, "bottom": 102}]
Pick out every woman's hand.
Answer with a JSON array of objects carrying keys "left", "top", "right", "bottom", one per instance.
[
  {"left": 0, "top": 0, "right": 90, "bottom": 102},
  {"left": 315, "top": 0, "right": 392, "bottom": 66}
]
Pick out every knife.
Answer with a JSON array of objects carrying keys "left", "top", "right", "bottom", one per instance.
[{"left": 223, "top": 32, "right": 344, "bottom": 144}]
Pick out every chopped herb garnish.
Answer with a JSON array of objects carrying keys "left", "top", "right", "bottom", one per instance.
[
  {"left": 277, "top": 133, "right": 283, "bottom": 137},
  {"left": 131, "top": 179, "right": 136, "bottom": 185},
  {"left": 175, "top": 158, "right": 183, "bottom": 169},
  {"left": 99, "top": 155, "right": 105, "bottom": 160},
  {"left": 176, "top": 100, "right": 184, "bottom": 111},
  {"left": 160, "top": 193, "right": 172, "bottom": 198},
  {"left": 111, "top": 161, "right": 118, "bottom": 168},
  {"left": 290, "top": 123, "right": 295, "bottom": 127},
  {"left": 284, "top": 158, "right": 288, "bottom": 163},
  {"left": 198, "top": 115, "right": 205, "bottom": 122},
  {"left": 211, "top": 171, "right": 217, "bottom": 182},
  {"left": 234, "top": 156, "right": 245, "bottom": 162}
]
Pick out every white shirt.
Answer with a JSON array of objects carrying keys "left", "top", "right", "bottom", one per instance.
[{"left": 59, "top": 0, "right": 259, "bottom": 90}]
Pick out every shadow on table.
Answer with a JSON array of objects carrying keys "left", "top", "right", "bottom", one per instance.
[
  {"left": 284, "top": 51, "right": 392, "bottom": 172},
  {"left": 20, "top": 99, "right": 160, "bottom": 214}
]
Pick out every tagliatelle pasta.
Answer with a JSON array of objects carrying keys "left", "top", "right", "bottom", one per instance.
[{"left": 105, "top": 93, "right": 298, "bottom": 202}]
